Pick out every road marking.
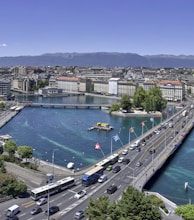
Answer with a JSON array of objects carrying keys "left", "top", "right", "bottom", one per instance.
[{"left": 22, "top": 200, "right": 35, "bottom": 208}]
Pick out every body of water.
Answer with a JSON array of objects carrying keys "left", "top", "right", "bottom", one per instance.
[{"left": 1, "top": 95, "right": 192, "bottom": 205}]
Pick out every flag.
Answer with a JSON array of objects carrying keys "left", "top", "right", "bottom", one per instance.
[
  {"left": 113, "top": 134, "right": 120, "bottom": 142},
  {"left": 129, "top": 127, "right": 134, "bottom": 133},
  {"left": 150, "top": 117, "right": 154, "bottom": 123},
  {"left": 95, "top": 142, "right": 101, "bottom": 150},
  {"left": 140, "top": 121, "right": 145, "bottom": 127}
]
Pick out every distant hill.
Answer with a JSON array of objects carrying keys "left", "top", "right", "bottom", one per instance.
[{"left": 0, "top": 52, "right": 194, "bottom": 68}]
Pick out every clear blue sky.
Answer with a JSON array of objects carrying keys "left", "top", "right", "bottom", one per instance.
[{"left": 0, "top": 0, "right": 194, "bottom": 57}]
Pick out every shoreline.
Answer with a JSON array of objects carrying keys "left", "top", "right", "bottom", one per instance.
[{"left": 111, "top": 110, "right": 162, "bottom": 118}]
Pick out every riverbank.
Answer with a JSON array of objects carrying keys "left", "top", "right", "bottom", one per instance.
[{"left": 112, "top": 110, "right": 162, "bottom": 118}]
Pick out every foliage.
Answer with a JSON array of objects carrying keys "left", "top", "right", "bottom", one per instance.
[
  {"left": 3, "top": 140, "right": 18, "bottom": 156},
  {"left": 17, "top": 146, "right": 33, "bottom": 162},
  {"left": 133, "top": 87, "right": 146, "bottom": 108},
  {"left": 0, "top": 101, "right": 5, "bottom": 109},
  {"left": 85, "top": 185, "right": 162, "bottom": 220},
  {"left": 0, "top": 157, "right": 6, "bottom": 173},
  {"left": 0, "top": 173, "right": 27, "bottom": 197},
  {"left": 109, "top": 103, "right": 120, "bottom": 113},
  {"left": 175, "top": 204, "right": 194, "bottom": 220},
  {"left": 133, "top": 86, "right": 167, "bottom": 112},
  {"left": 120, "top": 95, "right": 132, "bottom": 112}
]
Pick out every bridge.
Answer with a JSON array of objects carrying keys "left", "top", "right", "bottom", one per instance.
[{"left": 23, "top": 102, "right": 111, "bottom": 109}]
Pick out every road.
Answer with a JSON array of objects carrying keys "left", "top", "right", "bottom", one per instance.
[{"left": 2, "top": 105, "right": 193, "bottom": 219}]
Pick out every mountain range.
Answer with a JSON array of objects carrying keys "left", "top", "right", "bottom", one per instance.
[{"left": 0, "top": 52, "right": 194, "bottom": 68}]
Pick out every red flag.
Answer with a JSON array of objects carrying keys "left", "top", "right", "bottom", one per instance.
[
  {"left": 141, "top": 121, "right": 145, "bottom": 127},
  {"left": 95, "top": 143, "right": 101, "bottom": 150}
]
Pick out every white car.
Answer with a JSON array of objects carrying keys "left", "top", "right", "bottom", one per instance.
[
  {"left": 122, "top": 149, "right": 128, "bottom": 155},
  {"left": 118, "top": 157, "right": 124, "bottom": 163},
  {"left": 36, "top": 198, "right": 47, "bottom": 206},
  {"left": 74, "top": 190, "right": 87, "bottom": 199}
]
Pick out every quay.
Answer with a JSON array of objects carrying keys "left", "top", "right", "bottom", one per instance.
[{"left": 23, "top": 102, "right": 111, "bottom": 109}]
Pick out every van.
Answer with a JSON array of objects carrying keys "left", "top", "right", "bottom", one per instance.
[
  {"left": 98, "top": 175, "right": 108, "bottom": 183},
  {"left": 6, "top": 205, "right": 20, "bottom": 217}
]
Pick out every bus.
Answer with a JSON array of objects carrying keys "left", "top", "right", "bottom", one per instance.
[
  {"left": 82, "top": 166, "right": 104, "bottom": 187},
  {"left": 30, "top": 176, "right": 75, "bottom": 200},
  {"left": 95, "top": 153, "right": 119, "bottom": 169}
]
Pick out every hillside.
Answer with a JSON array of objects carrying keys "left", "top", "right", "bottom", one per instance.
[{"left": 0, "top": 52, "right": 194, "bottom": 68}]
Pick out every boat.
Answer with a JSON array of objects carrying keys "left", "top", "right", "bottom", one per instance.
[
  {"left": 88, "top": 122, "right": 114, "bottom": 131},
  {"left": 67, "top": 162, "right": 74, "bottom": 169}
]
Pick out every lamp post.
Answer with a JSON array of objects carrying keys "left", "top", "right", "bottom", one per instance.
[{"left": 52, "top": 149, "right": 58, "bottom": 180}]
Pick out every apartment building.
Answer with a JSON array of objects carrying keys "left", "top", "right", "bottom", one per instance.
[{"left": 0, "top": 79, "right": 11, "bottom": 99}]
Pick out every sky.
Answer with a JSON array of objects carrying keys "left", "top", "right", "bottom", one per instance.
[{"left": 0, "top": 0, "right": 194, "bottom": 57}]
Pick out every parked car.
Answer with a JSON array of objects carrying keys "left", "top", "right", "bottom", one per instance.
[
  {"left": 149, "top": 149, "right": 155, "bottom": 154},
  {"left": 106, "top": 165, "right": 112, "bottom": 171},
  {"left": 30, "top": 206, "right": 42, "bottom": 215},
  {"left": 36, "top": 198, "right": 47, "bottom": 206},
  {"left": 74, "top": 210, "right": 85, "bottom": 219},
  {"left": 45, "top": 206, "right": 59, "bottom": 216},
  {"left": 112, "top": 165, "right": 121, "bottom": 173},
  {"left": 107, "top": 185, "right": 118, "bottom": 194},
  {"left": 74, "top": 190, "right": 87, "bottom": 199},
  {"left": 122, "top": 158, "right": 130, "bottom": 164}
]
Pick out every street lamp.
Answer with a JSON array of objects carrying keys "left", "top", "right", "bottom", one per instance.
[{"left": 52, "top": 149, "right": 59, "bottom": 179}]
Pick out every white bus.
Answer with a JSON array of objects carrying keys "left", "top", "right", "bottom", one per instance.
[
  {"left": 95, "top": 153, "right": 119, "bottom": 169},
  {"left": 30, "top": 176, "right": 75, "bottom": 200}
]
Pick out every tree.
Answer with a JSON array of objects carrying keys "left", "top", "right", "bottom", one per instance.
[
  {"left": 175, "top": 204, "right": 194, "bottom": 220},
  {"left": 3, "top": 140, "right": 18, "bottom": 157},
  {"left": 117, "top": 186, "right": 161, "bottom": 220},
  {"left": 85, "top": 185, "right": 162, "bottom": 220},
  {"left": 85, "top": 196, "right": 114, "bottom": 220},
  {"left": 133, "top": 87, "right": 146, "bottom": 109},
  {"left": 120, "top": 95, "right": 132, "bottom": 112},
  {"left": 0, "top": 173, "right": 27, "bottom": 197},
  {"left": 17, "top": 146, "right": 33, "bottom": 162},
  {"left": 109, "top": 103, "right": 120, "bottom": 113}
]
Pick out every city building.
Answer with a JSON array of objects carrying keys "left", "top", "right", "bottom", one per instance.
[
  {"left": 0, "top": 79, "right": 11, "bottom": 99},
  {"left": 158, "top": 80, "right": 184, "bottom": 102}
]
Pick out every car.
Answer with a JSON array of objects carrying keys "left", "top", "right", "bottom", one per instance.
[
  {"left": 74, "top": 190, "right": 87, "bottom": 199},
  {"left": 136, "top": 161, "right": 142, "bottom": 167},
  {"left": 5, "top": 215, "right": 19, "bottom": 220},
  {"left": 112, "top": 165, "right": 121, "bottom": 173},
  {"left": 98, "top": 175, "right": 108, "bottom": 183},
  {"left": 30, "top": 206, "right": 42, "bottom": 215},
  {"left": 149, "top": 149, "right": 155, "bottom": 154},
  {"left": 107, "top": 184, "right": 118, "bottom": 194},
  {"left": 118, "top": 157, "right": 124, "bottom": 163},
  {"left": 122, "top": 158, "right": 130, "bottom": 164},
  {"left": 45, "top": 206, "right": 59, "bottom": 216},
  {"left": 36, "top": 198, "right": 47, "bottom": 206},
  {"left": 106, "top": 165, "right": 113, "bottom": 171},
  {"left": 136, "top": 147, "right": 141, "bottom": 152},
  {"left": 122, "top": 149, "right": 128, "bottom": 155},
  {"left": 74, "top": 210, "right": 85, "bottom": 219}
]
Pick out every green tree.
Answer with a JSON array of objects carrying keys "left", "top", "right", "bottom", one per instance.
[
  {"left": 85, "top": 196, "right": 114, "bottom": 220},
  {"left": 133, "top": 87, "right": 146, "bottom": 108},
  {"left": 120, "top": 95, "right": 132, "bottom": 112},
  {"left": 85, "top": 185, "right": 162, "bottom": 220},
  {"left": 175, "top": 204, "right": 194, "bottom": 220},
  {"left": 3, "top": 140, "right": 18, "bottom": 157},
  {"left": 17, "top": 146, "right": 33, "bottom": 162},
  {"left": 109, "top": 103, "right": 120, "bottom": 113}
]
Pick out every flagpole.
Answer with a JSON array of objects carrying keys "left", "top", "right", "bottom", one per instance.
[
  {"left": 100, "top": 148, "right": 106, "bottom": 157},
  {"left": 111, "top": 137, "right": 112, "bottom": 154},
  {"left": 129, "top": 130, "right": 130, "bottom": 144}
]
